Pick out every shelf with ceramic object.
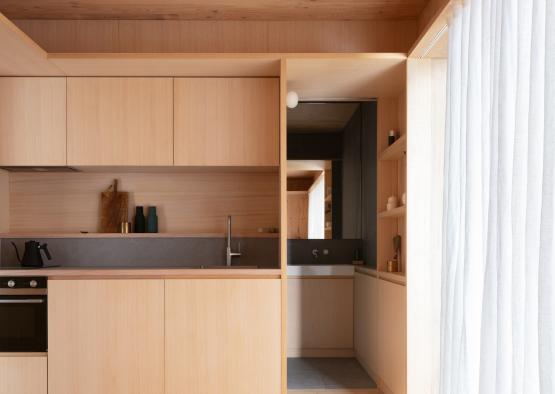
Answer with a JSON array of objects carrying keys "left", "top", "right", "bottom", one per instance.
[
  {"left": 378, "top": 205, "right": 406, "bottom": 219},
  {"left": 379, "top": 134, "right": 406, "bottom": 161},
  {"left": 354, "top": 265, "right": 405, "bottom": 285},
  {"left": 377, "top": 270, "right": 406, "bottom": 285}
]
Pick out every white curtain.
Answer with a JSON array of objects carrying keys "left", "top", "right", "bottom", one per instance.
[{"left": 441, "top": 0, "right": 555, "bottom": 393}]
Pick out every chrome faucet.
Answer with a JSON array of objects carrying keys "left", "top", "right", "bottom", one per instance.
[{"left": 226, "top": 215, "right": 241, "bottom": 266}]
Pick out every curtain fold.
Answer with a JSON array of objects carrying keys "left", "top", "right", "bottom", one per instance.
[{"left": 441, "top": 0, "right": 553, "bottom": 393}]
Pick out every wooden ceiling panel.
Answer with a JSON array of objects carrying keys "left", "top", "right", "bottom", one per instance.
[
  {"left": 287, "top": 54, "right": 406, "bottom": 100},
  {"left": 0, "top": 0, "right": 429, "bottom": 21}
]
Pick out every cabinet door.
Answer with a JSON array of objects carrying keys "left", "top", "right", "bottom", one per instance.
[
  {"left": 48, "top": 280, "right": 164, "bottom": 394},
  {"left": 174, "top": 78, "right": 279, "bottom": 166},
  {"left": 67, "top": 77, "right": 173, "bottom": 166},
  {"left": 287, "top": 278, "right": 353, "bottom": 354},
  {"left": 354, "top": 272, "right": 379, "bottom": 376},
  {"left": 378, "top": 279, "right": 406, "bottom": 394},
  {"left": 0, "top": 77, "right": 66, "bottom": 166},
  {"left": 0, "top": 356, "right": 47, "bottom": 394},
  {"left": 165, "top": 279, "right": 281, "bottom": 394}
]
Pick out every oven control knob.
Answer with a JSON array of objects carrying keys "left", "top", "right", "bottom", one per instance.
[
  {"left": 7, "top": 280, "right": 15, "bottom": 288},
  {"left": 29, "top": 280, "right": 38, "bottom": 288}
]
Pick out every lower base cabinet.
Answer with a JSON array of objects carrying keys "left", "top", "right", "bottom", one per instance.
[
  {"left": 354, "top": 273, "right": 406, "bottom": 394},
  {"left": 165, "top": 279, "right": 282, "bottom": 394},
  {"left": 287, "top": 278, "right": 354, "bottom": 355},
  {"left": 47, "top": 278, "right": 282, "bottom": 394},
  {"left": 0, "top": 356, "right": 47, "bottom": 394},
  {"left": 48, "top": 280, "right": 165, "bottom": 394}
]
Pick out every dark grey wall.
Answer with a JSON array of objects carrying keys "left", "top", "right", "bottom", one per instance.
[
  {"left": 1, "top": 237, "right": 279, "bottom": 269},
  {"left": 287, "top": 132, "right": 343, "bottom": 160},
  {"left": 361, "top": 102, "right": 378, "bottom": 268},
  {"left": 342, "top": 106, "right": 363, "bottom": 239},
  {"left": 287, "top": 239, "right": 362, "bottom": 265}
]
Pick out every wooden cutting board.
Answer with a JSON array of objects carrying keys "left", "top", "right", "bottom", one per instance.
[{"left": 99, "top": 179, "right": 129, "bottom": 233}]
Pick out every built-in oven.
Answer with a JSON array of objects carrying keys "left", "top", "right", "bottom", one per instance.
[{"left": 0, "top": 277, "right": 47, "bottom": 352}]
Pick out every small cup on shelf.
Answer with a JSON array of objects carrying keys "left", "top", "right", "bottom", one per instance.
[
  {"left": 386, "top": 195, "right": 398, "bottom": 211},
  {"left": 387, "top": 260, "right": 399, "bottom": 272},
  {"left": 119, "top": 222, "right": 131, "bottom": 234},
  {"left": 388, "top": 130, "right": 397, "bottom": 146}
]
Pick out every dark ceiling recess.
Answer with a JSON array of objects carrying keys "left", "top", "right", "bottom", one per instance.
[{"left": 287, "top": 102, "right": 359, "bottom": 134}]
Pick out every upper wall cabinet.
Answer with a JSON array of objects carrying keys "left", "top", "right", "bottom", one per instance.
[
  {"left": 0, "top": 77, "right": 66, "bottom": 166},
  {"left": 67, "top": 77, "right": 173, "bottom": 166},
  {"left": 174, "top": 78, "right": 279, "bottom": 166}
]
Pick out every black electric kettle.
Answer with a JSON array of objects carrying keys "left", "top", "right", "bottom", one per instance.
[{"left": 11, "top": 241, "right": 52, "bottom": 268}]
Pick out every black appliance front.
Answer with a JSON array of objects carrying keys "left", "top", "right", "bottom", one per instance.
[{"left": 0, "top": 277, "right": 47, "bottom": 352}]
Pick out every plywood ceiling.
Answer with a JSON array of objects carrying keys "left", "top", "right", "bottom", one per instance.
[
  {"left": 0, "top": 0, "right": 429, "bottom": 21},
  {"left": 288, "top": 102, "right": 359, "bottom": 134}
]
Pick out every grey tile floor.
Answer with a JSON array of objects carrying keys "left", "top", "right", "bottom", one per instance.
[{"left": 287, "top": 358, "right": 378, "bottom": 390}]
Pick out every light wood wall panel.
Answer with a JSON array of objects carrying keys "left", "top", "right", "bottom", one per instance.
[
  {"left": 0, "top": 356, "right": 47, "bottom": 394},
  {"left": 14, "top": 20, "right": 418, "bottom": 54},
  {"left": 48, "top": 54, "right": 281, "bottom": 77},
  {"left": 410, "top": 0, "right": 453, "bottom": 58},
  {"left": 279, "top": 58, "right": 288, "bottom": 394},
  {"left": 174, "top": 78, "right": 279, "bottom": 166},
  {"left": 287, "top": 278, "right": 353, "bottom": 353},
  {"left": 165, "top": 279, "right": 281, "bottom": 394},
  {"left": 287, "top": 192, "right": 308, "bottom": 239},
  {"left": 0, "top": 170, "right": 9, "bottom": 233},
  {"left": 0, "top": 77, "right": 66, "bottom": 166},
  {"left": 0, "top": 14, "right": 61, "bottom": 76},
  {"left": 418, "top": 0, "right": 451, "bottom": 33},
  {"left": 9, "top": 171, "right": 279, "bottom": 234},
  {"left": 406, "top": 58, "right": 446, "bottom": 394},
  {"left": 67, "top": 77, "right": 173, "bottom": 166},
  {"left": 48, "top": 279, "right": 165, "bottom": 394}
]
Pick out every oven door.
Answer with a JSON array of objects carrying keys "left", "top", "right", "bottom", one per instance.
[{"left": 0, "top": 295, "right": 47, "bottom": 352}]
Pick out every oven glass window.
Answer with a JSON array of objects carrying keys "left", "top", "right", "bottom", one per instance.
[{"left": 0, "top": 296, "right": 47, "bottom": 352}]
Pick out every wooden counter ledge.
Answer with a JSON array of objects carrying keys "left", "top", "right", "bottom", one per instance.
[{"left": 0, "top": 267, "right": 282, "bottom": 279}]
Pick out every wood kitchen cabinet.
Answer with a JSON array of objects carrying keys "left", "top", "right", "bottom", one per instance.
[
  {"left": 354, "top": 272, "right": 379, "bottom": 375},
  {"left": 67, "top": 77, "right": 173, "bottom": 166},
  {"left": 173, "top": 78, "right": 279, "bottom": 166},
  {"left": 48, "top": 280, "right": 165, "bottom": 394},
  {"left": 165, "top": 279, "right": 281, "bottom": 394},
  {"left": 287, "top": 278, "right": 353, "bottom": 355},
  {"left": 354, "top": 272, "right": 406, "bottom": 394},
  {"left": 0, "top": 77, "right": 66, "bottom": 166},
  {"left": 377, "top": 278, "right": 406, "bottom": 394},
  {"left": 0, "top": 355, "right": 47, "bottom": 394}
]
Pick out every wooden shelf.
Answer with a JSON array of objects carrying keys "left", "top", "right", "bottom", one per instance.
[
  {"left": 355, "top": 266, "right": 405, "bottom": 285},
  {"left": 379, "top": 134, "right": 406, "bottom": 161},
  {"left": 0, "top": 232, "right": 279, "bottom": 239},
  {"left": 378, "top": 205, "right": 406, "bottom": 219},
  {"left": 378, "top": 271, "right": 406, "bottom": 285}
]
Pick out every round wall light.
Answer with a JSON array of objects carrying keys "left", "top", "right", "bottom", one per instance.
[{"left": 286, "top": 91, "right": 299, "bottom": 109}]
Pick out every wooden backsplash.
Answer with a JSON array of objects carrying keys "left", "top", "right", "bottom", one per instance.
[{"left": 8, "top": 171, "right": 279, "bottom": 234}]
